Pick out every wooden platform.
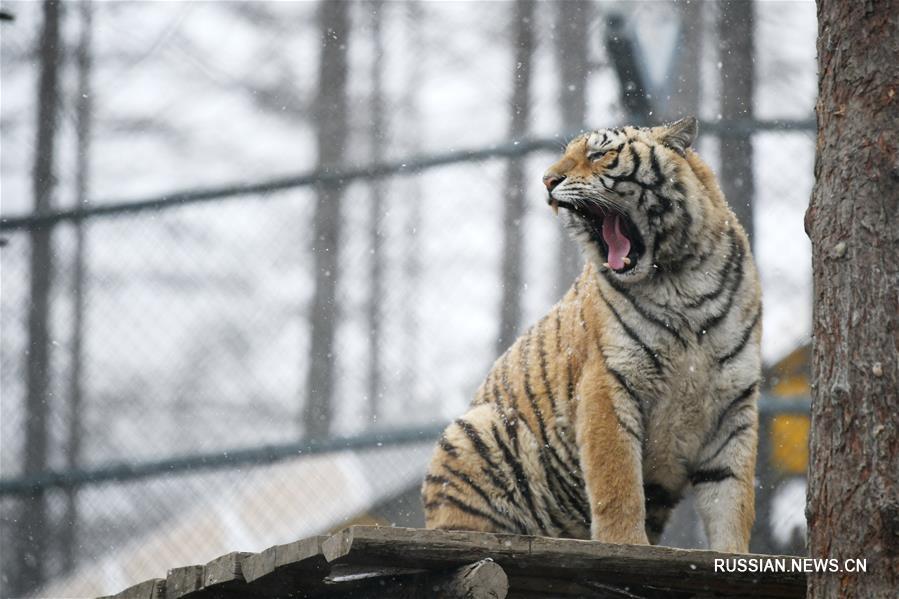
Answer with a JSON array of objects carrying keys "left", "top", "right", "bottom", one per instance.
[{"left": 101, "top": 526, "right": 806, "bottom": 598}]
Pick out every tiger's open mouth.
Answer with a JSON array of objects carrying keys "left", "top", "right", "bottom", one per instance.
[{"left": 549, "top": 197, "right": 646, "bottom": 273}]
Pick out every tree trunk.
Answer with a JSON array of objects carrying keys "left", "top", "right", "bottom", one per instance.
[
  {"left": 400, "top": 0, "right": 423, "bottom": 415},
  {"left": 16, "top": 0, "right": 62, "bottom": 595},
  {"left": 714, "top": 0, "right": 774, "bottom": 556},
  {"left": 553, "top": 0, "right": 588, "bottom": 294},
  {"left": 805, "top": 1, "right": 898, "bottom": 597},
  {"left": 717, "top": 0, "right": 755, "bottom": 246},
  {"left": 366, "top": 0, "right": 386, "bottom": 426},
  {"left": 61, "top": 0, "right": 93, "bottom": 576},
  {"left": 666, "top": 0, "right": 702, "bottom": 121},
  {"left": 302, "top": 0, "right": 350, "bottom": 440},
  {"left": 496, "top": 0, "right": 535, "bottom": 356}
]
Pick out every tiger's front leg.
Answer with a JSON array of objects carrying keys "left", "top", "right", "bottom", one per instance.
[
  {"left": 691, "top": 388, "right": 759, "bottom": 553},
  {"left": 576, "top": 362, "right": 649, "bottom": 545}
]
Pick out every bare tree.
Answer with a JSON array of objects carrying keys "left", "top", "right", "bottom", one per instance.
[
  {"left": 60, "top": 0, "right": 93, "bottom": 576},
  {"left": 717, "top": 0, "right": 755, "bottom": 245},
  {"left": 400, "top": 0, "right": 424, "bottom": 413},
  {"left": 15, "top": 0, "right": 62, "bottom": 594},
  {"left": 366, "top": 0, "right": 386, "bottom": 425},
  {"left": 496, "top": 0, "right": 535, "bottom": 355},
  {"left": 302, "top": 0, "right": 350, "bottom": 440},
  {"left": 805, "top": 1, "right": 898, "bottom": 597},
  {"left": 552, "top": 0, "right": 588, "bottom": 293},
  {"left": 665, "top": 0, "right": 702, "bottom": 121}
]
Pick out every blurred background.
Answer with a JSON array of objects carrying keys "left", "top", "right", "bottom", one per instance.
[{"left": 1, "top": 1, "right": 815, "bottom": 596}]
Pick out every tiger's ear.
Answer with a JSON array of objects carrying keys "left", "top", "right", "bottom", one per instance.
[{"left": 655, "top": 116, "right": 698, "bottom": 154}]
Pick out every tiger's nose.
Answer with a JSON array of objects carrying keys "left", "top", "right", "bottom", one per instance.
[{"left": 543, "top": 173, "right": 566, "bottom": 191}]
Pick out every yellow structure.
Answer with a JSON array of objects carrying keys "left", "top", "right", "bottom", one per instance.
[{"left": 765, "top": 344, "right": 811, "bottom": 474}]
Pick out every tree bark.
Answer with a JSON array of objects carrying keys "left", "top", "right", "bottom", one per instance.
[
  {"left": 367, "top": 0, "right": 386, "bottom": 425},
  {"left": 553, "top": 0, "right": 589, "bottom": 293},
  {"left": 497, "top": 0, "right": 535, "bottom": 356},
  {"left": 16, "top": 0, "right": 62, "bottom": 594},
  {"left": 717, "top": 0, "right": 755, "bottom": 246},
  {"left": 805, "top": 1, "right": 898, "bottom": 597},
  {"left": 302, "top": 0, "right": 350, "bottom": 440}
]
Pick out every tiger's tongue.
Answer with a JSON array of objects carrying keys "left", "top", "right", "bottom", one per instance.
[{"left": 602, "top": 212, "right": 631, "bottom": 270}]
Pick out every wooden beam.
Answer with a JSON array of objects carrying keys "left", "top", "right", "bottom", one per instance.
[
  {"left": 322, "top": 526, "right": 806, "bottom": 598},
  {"left": 431, "top": 559, "right": 508, "bottom": 599}
]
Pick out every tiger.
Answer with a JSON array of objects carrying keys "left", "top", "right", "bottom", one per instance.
[{"left": 421, "top": 117, "right": 761, "bottom": 553}]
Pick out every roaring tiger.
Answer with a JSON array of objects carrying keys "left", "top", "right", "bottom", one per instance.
[{"left": 422, "top": 117, "right": 761, "bottom": 553}]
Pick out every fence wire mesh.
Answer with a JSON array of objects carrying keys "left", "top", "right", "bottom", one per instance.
[{"left": 1, "top": 1, "right": 817, "bottom": 597}]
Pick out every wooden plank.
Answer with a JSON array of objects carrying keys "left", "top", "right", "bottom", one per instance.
[
  {"left": 170, "top": 551, "right": 253, "bottom": 598},
  {"left": 240, "top": 536, "right": 330, "bottom": 597},
  {"left": 240, "top": 545, "right": 278, "bottom": 584},
  {"left": 199, "top": 551, "right": 253, "bottom": 595},
  {"left": 108, "top": 578, "right": 166, "bottom": 599},
  {"left": 204, "top": 551, "right": 251, "bottom": 587},
  {"left": 165, "top": 565, "right": 204, "bottom": 599},
  {"left": 321, "top": 526, "right": 806, "bottom": 598}
]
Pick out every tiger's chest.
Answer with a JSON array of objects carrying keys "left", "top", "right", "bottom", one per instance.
[
  {"left": 642, "top": 342, "right": 720, "bottom": 473},
  {"left": 598, "top": 308, "right": 751, "bottom": 483}
]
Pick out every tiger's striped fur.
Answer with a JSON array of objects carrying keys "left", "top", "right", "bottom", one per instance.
[{"left": 422, "top": 117, "right": 761, "bottom": 553}]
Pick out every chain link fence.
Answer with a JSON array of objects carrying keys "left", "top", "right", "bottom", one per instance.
[
  {"left": 1, "top": 1, "right": 817, "bottom": 596},
  {"left": 1, "top": 127, "right": 815, "bottom": 598}
]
